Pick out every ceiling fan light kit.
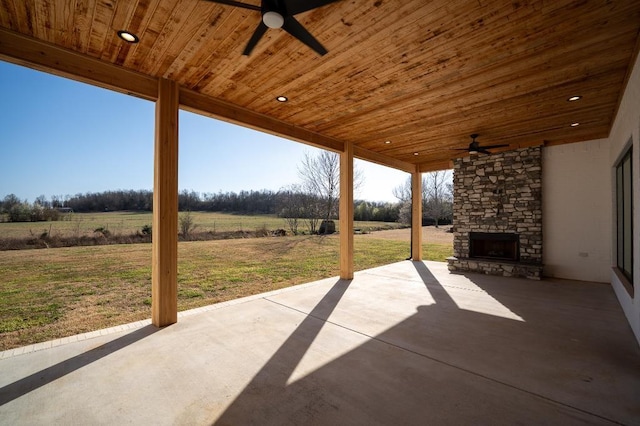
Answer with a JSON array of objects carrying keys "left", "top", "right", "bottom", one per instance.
[{"left": 263, "top": 11, "right": 284, "bottom": 28}]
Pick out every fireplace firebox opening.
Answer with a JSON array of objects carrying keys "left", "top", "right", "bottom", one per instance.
[{"left": 469, "top": 232, "right": 519, "bottom": 261}]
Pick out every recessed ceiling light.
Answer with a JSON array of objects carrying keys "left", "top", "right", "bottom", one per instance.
[
  {"left": 117, "top": 30, "right": 139, "bottom": 43},
  {"left": 567, "top": 95, "right": 582, "bottom": 102},
  {"left": 276, "top": 96, "right": 288, "bottom": 102},
  {"left": 570, "top": 122, "right": 580, "bottom": 127},
  {"left": 384, "top": 140, "right": 391, "bottom": 144},
  {"left": 413, "top": 152, "right": 419, "bottom": 156}
]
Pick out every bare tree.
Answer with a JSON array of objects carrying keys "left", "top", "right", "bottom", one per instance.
[
  {"left": 278, "top": 185, "right": 305, "bottom": 235},
  {"left": 392, "top": 175, "right": 427, "bottom": 225},
  {"left": 393, "top": 171, "right": 452, "bottom": 226},
  {"left": 298, "top": 150, "right": 363, "bottom": 234},
  {"left": 423, "top": 170, "right": 453, "bottom": 227},
  {"left": 179, "top": 211, "right": 197, "bottom": 239},
  {"left": 392, "top": 175, "right": 427, "bottom": 203}
]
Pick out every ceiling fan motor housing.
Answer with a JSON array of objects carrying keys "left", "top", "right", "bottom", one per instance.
[
  {"left": 263, "top": 0, "right": 286, "bottom": 28},
  {"left": 263, "top": 11, "right": 284, "bottom": 28},
  {"left": 206, "top": 0, "right": 334, "bottom": 56}
]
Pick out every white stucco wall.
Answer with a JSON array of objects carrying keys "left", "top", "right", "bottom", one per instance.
[
  {"left": 543, "top": 140, "right": 611, "bottom": 283},
  {"left": 608, "top": 51, "right": 640, "bottom": 344}
]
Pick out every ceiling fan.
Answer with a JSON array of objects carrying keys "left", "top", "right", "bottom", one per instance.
[
  {"left": 454, "top": 134, "right": 509, "bottom": 155},
  {"left": 205, "top": 0, "right": 339, "bottom": 56}
]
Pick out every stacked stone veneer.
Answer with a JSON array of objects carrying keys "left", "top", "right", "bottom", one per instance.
[{"left": 447, "top": 146, "right": 543, "bottom": 279}]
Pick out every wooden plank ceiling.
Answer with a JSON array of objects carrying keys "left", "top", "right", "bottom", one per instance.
[{"left": 1, "top": 0, "right": 639, "bottom": 172}]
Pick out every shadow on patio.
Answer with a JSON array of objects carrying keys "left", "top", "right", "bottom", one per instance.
[{"left": 1, "top": 261, "right": 638, "bottom": 425}]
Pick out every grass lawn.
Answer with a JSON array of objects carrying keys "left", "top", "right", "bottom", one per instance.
[
  {"left": 0, "top": 234, "right": 451, "bottom": 350},
  {"left": 0, "top": 211, "right": 404, "bottom": 239}
]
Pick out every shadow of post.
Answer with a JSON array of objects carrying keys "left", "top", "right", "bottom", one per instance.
[
  {"left": 411, "top": 260, "right": 458, "bottom": 308},
  {"left": 215, "top": 278, "right": 351, "bottom": 425},
  {"left": 0, "top": 324, "right": 158, "bottom": 406}
]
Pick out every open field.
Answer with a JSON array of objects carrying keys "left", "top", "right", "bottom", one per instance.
[
  {"left": 0, "top": 211, "right": 405, "bottom": 240},
  {"left": 359, "top": 225, "right": 453, "bottom": 244},
  {"left": 0, "top": 229, "right": 452, "bottom": 350}
]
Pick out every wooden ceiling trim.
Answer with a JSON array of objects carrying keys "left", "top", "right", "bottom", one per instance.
[{"left": 0, "top": 28, "right": 158, "bottom": 100}]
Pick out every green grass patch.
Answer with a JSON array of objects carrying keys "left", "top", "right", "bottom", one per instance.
[
  {"left": 0, "top": 234, "right": 450, "bottom": 350},
  {"left": 0, "top": 211, "right": 404, "bottom": 240}
]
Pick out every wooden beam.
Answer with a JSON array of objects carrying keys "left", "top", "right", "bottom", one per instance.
[
  {"left": 179, "top": 88, "right": 345, "bottom": 154},
  {"left": 353, "top": 145, "right": 415, "bottom": 173},
  {"left": 181, "top": 89, "right": 417, "bottom": 173},
  {"left": 340, "top": 142, "right": 355, "bottom": 279},
  {"left": 411, "top": 169, "right": 423, "bottom": 261},
  {"left": 0, "top": 27, "right": 418, "bottom": 175},
  {"left": 152, "top": 78, "right": 179, "bottom": 327},
  {"left": 418, "top": 159, "right": 454, "bottom": 173},
  {"left": 0, "top": 28, "right": 157, "bottom": 101}
]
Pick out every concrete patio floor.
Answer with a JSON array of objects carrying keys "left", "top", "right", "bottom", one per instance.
[{"left": 1, "top": 260, "right": 639, "bottom": 425}]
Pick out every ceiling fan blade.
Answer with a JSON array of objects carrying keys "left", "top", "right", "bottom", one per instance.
[
  {"left": 284, "top": 0, "right": 341, "bottom": 16},
  {"left": 243, "top": 21, "right": 268, "bottom": 55},
  {"left": 481, "top": 144, "right": 509, "bottom": 149},
  {"left": 204, "top": 0, "right": 261, "bottom": 11},
  {"left": 281, "top": 16, "right": 327, "bottom": 55}
]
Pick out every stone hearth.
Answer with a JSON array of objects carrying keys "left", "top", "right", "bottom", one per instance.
[{"left": 447, "top": 147, "right": 543, "bottom": 279}]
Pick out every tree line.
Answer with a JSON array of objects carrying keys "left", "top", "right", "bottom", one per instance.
[
  {"left": 0, "top": 152, "right": 453, "bottom": 229},
  {"left": 0, "top": 189, "right": 403, "bottom": 222}
]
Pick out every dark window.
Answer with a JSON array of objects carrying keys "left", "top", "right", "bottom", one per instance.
[{"left": 616, "top": 145, "right": 633, "bottom": 284}]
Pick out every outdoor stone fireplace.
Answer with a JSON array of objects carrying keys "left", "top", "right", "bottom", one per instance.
[{"left": 447, "top": 146, "right": 543, "bottom": 279}]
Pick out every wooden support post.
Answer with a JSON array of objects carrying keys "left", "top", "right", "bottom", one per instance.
[
  {"left": 340, "top": 142, "right": 354, "bottom": 279},
  {"left": 152, "top": 78, "right": 179, "bottom": 327},
  {"left": 411, "top": 169, "right": 423, "bottom": 261}
]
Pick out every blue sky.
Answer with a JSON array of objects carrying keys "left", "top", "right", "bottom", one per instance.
[{"left": 0, "top": 61, "right": 408, "bottom": 204}]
